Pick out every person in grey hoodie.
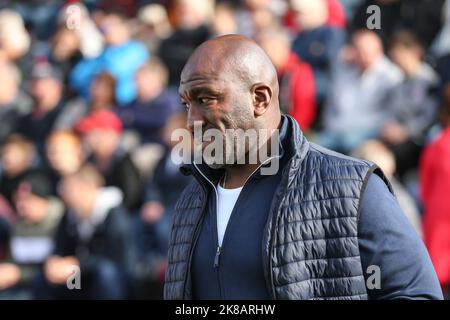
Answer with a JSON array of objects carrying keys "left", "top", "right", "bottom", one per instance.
[
  {"left": 382, "top": 30, "right": 440, "bottom": 179},
  {"left": 37, "top": 164, "right": 133, "bottom": 299}
]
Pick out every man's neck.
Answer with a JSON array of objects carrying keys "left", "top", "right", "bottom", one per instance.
[
  {"left": 222, "top": 163, "right": 261, "bottom": 189},
  {"left": 36, "top": 97, "right": 60, "bottom": 114}
]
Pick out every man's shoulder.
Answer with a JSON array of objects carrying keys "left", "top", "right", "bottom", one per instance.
[
  {"left": 170, "top": 180, "right": 205, "bottom": 232},
  {"left": 174, "top": 180, "right": 204, "bottom": 210},
  {"left": 306, "top": 142, "right": 374, "bottom": 169},
  {"left": 296, "top": 141, "right": 392, "bottom": 192}
]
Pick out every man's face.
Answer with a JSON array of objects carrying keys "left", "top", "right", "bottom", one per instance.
[
  {"left": 179, "top": 64, "right": 255, "bottom": 167},
  {"left": 30, "top": 77, "right": 62, "bottom": 108},
  {"left": 388, "top": 44, "right": 420, "bottom": 72},
  {"left": 1, "top": 144, "right": 31, "bottom": 177},
  {"left": 46, "top": 137, "right": 83, "bottom": 176},
  {"left": 90, "top": 76, "right": 114, "bottom": 104},
  {"left": 135, "top": 67, "right": 162, "bottom": 99},
  {"left": 100, "top": 15, "right": 129, "bottom": 46},
  {"left": 83, "top": 129, "right": 120, "bottom": 158},
  {"left": 59, "top": 175, "right": 89, "bottom": 216},
  {"left": 14, "top": 190, "right": 48, "bottom": 224},
  {"left": 352, "top": 32, "right": 382, "bottom": 71}
]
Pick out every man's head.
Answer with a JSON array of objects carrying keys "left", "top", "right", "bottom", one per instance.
[
  {"left": 350, "top": 29, "right": 384, "bottom": 71},
  {"left": 135, "top": 59, "right": 168, "bottom": 102},
  {"left": 388, "top": 30, "right": 423, "bottom": 75},
  {"left": 90, "top": 71, "right": 117, "bottom": 110},
  {"left": 173, "top": 0, "right": 213, "bottom": 30},
  {"left": 59, "top": 164, "right": 104, "bottom": 219},
  {"left": 179, "top": 34, "right": 281, "bottom": 167},
  {"left": 13, "top": 171, "right": 52, "bottom": 224},
  {"left": 75, "top": 110, "right": 122, "bottom": 159},
  {"left": 46, "top": 130, "right": 84, "bottom": 177},
  {"left": 30, "top": 62, "right": 63, "bottom": 111},
  {"left": 290, "top": 0, "right": 328, "bottom": 31},
  {"left": 1, "top": 134, "right": 35, "bottom": 178},
  {"left": 211, "top": 2, "right": 238, "bottom": 36},
  {"left": 99, "top": 10, "right": 130, "bottom": 46}
]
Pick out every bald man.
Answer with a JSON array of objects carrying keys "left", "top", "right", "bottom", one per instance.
[{"left": 164, "top": 35, "right": 442, "bottom": 300}]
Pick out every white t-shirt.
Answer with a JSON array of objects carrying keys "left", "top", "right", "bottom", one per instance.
[{"left": 216, "top": 184, "right": 243, "bottom": 246}]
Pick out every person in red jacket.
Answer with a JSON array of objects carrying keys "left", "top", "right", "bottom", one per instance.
[
  {"left": 421, "top": 84, "right": 450, "bottom": 295},
  {"left": 257, "top": 27, "right": 317, "bottom": 131}
]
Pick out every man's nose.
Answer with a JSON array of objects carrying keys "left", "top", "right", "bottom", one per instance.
[{"left": 187, "top": 106, "right": 204, "bottom": 133}]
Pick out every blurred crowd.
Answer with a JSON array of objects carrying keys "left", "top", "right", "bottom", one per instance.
[{"left": 0, "top": 0, "right": 449, "bottom": 299}]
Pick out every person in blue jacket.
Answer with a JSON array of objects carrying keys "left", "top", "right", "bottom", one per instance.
[{"left": 70, "top": 9, "right": 148, "bottom": 105}]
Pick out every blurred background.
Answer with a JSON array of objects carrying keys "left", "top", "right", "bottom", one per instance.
[{"left": 0, "top": 0, "right": 449, "bottom": 299}]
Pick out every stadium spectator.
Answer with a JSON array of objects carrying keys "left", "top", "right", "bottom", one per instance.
[
  {"left": 0, "top": 135, "right": 36, "bottom": 206},
  {"left": 211, "top": 1, "right": 238, "bottom": 36},
  {"left": 115, "top": 59, "right": 181, "bottom": 145},
  {"left": 382, "top": 31, "right": 440, "bottom": 179},
  {"left": 75, "top": 110, "right": 143, "bottom": 212},
  {"left": 39, "top": 165, "right": 133, "bottom": 299},
  {"left": 234, "top": 0, "right": 277, "bottom": 38},
  {"left": 17, "top": 62, "right": 80, "bottom": 158},
  {"left": 158, "top": 0, "right": 212, "bottom": 87},
  {"left": 58, "top": 71, "right": 119, "bottom": 124},
  {"left": 89, "top": 72, "right": 118, "bottom": 112},
  {"left": 0, "top": 135, "right": 36, "bottom": 264},
  {"left": 316, "top": 29, "right": 402, "bottom": 154},
  {"left": 70, "top": 9, "right": 148, "bottom": 105},
  {"left": 257, "top": 26, "right": 316, "bottom": 131},
  {"left": 290, "top": 0, "right": 346, "bottom": 104},
  {"left": 45, "top": 130, "right": 85, "bottom": 195}
]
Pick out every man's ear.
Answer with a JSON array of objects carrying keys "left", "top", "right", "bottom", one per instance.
[{"left": 251, "top": 83, "right": 272, "bottom": 116}]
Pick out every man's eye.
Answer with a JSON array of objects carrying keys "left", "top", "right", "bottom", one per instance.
[{"left": 198, "top": 97, "right": 213, "bottom": 105}]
